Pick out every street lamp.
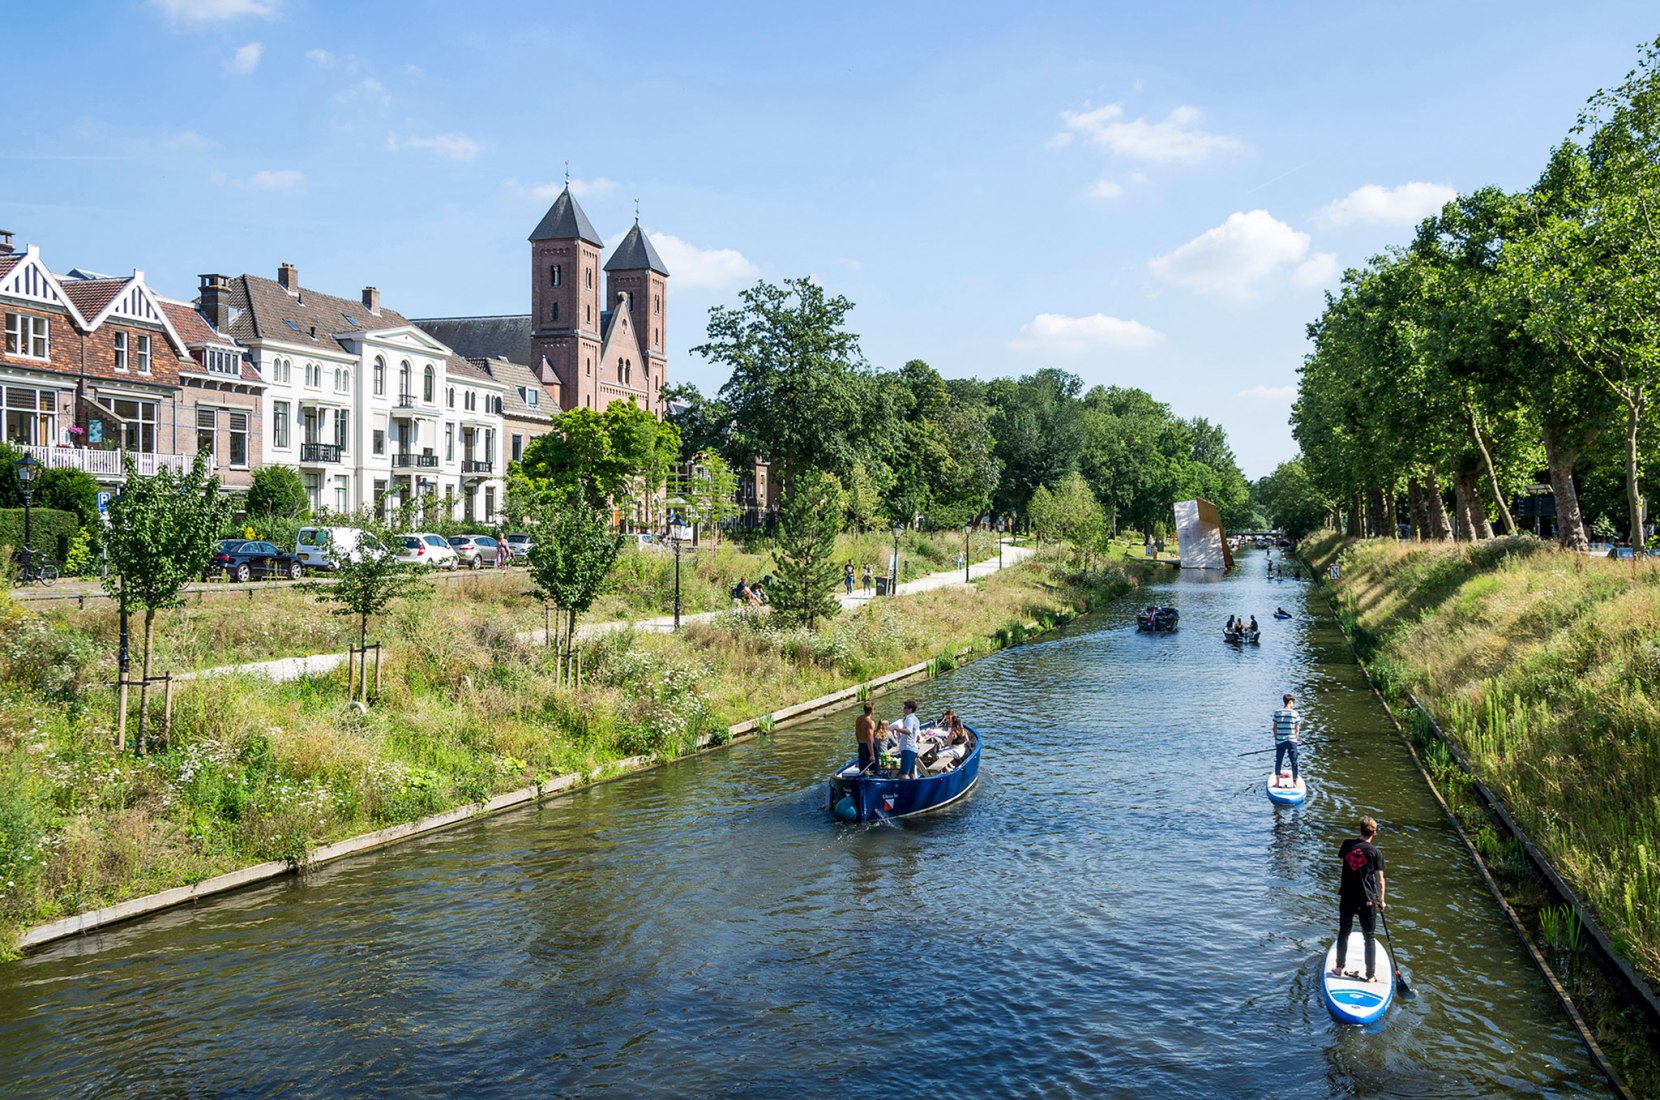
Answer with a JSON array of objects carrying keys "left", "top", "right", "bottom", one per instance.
[
  {"left": 891, "top": 523, "right": 903, "bottom": 596},
  {"left": 15, "top": 452, "right": 39, "bottom": 574},
  {"left": 964, "top": 523, "right": 972, "bottom": 582},
  {"left": 665, "top": 495, "right": 688, "bottom": 631},
  {"left": 997, "top": 518, "right": 1004, "bottom": 571}
]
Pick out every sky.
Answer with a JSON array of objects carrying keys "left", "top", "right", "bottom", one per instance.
[{"left": 5, "top": 1, "right": 1658, "bottom": 478}]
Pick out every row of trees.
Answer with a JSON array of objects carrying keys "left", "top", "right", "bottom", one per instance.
[
  {"left": 1291, "top": 37, "right": 1660, "bottom": 548},
  {"left": 672, "top": 278, "right": 1253, "bottom": 538}
]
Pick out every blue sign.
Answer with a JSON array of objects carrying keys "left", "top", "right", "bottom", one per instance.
[{"left": 97, "top": 491, "right": 111, "bottom": 514}]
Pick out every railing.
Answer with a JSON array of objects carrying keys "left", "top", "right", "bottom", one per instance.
[
  {"left": 462, "top": 458, "right": 493, "bottom": 475},
  {"left": 299, "top": 442, "right": 343, "bottom": 464},
  {"left": 393, "top": 393, "right": 439, "bottom": 415},
  {"left": 20, "top": 444, "right": 197, "bottom": 478},
  {"left": 392, "top": 452, "right": 439, "bottom": 469}
]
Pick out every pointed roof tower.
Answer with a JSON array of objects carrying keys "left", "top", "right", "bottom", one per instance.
[
  {"left": 529, "top": 185, "right": 603, "bottom": 246},
  {"left": 604, "top": 221, "right": 670, "bottom": 276}
]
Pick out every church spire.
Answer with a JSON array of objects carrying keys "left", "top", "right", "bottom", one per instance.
[{"left": 528, "top": 184, "right": 603, "bottom": 246}]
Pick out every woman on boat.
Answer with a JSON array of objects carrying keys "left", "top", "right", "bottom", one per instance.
[{"left": 1226, "top": 614, "right": 1237, "bottom": 634}]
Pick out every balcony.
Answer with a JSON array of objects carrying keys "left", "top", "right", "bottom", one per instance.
[
  {"left": 19, "top": 444, "right": 198, "bottom": 481},
  {"left": 393, "top": 393, "right": 440, "bottom": 419},
  {"left": 299, "top": 442, "right": 343, "bottom": 464},
  {"left": 461, "top": 458, "right": 493, "bottom": 476},
  {"left": 392, "top": 452, "right": 439, "bottom": 469}
]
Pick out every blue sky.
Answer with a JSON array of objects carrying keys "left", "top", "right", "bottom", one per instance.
[{"left": 6, "top": 1, "right": 1657, "bottom": 477}]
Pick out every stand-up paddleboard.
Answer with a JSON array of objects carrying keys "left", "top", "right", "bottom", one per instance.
[
  {"left": 1266, "top": 770, "right": 1306, "bottom": 804},
  {"left": 1321, "top": 931, "right": 1394, "bottom": 1024}
]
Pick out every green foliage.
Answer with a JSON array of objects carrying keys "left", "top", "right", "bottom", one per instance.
[
  {"left": 1255, "top": 459, "right": 1331, "bottom": 537},
  {"left": 0, "top": 508, "right": 80, "bottom": 564},
  {"left": 61, "top": 525, "right": 96, "bottom": 577},
  {"left": 673, "top": 452, "right": 741, "bottom": 533},
  {"left": 524, "top": 490, "right": 625, "bottom": 662},
  {"left": 771, "top": 467, "right": 843, "bottom": 628},
  {"left": 104, "top": 456, "right": 230, "bottom": 620},
  {"left": 246, "top": 465, "right": 310, "bottom": 521},
  {"left": 517, "top": 399, "right": 681, "bottom": 517},
  {"left": 302, "top": 510, "right": 430, "bottom": 649}
]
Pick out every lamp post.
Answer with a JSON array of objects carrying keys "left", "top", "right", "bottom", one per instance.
[
  {"left": 890, "top": 523, "right": 903, "bottom": 596},
  {"left": 997, "top": 518, "right": 1004, "bottom": 571},
  {"left": 964, "top": 523, "right": 972, "bottom": 582},
  {"left": 666, "top": 496, "right": 687, "bottom": 631},
  {"left": 15, "top": 452, "right": 39, "bottom": 574}
]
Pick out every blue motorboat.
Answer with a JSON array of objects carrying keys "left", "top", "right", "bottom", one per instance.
[{"left": 828, "top": 726, "right": 981, "bottom": 823}]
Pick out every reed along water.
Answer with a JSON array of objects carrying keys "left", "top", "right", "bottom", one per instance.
[{"left": 0, "top": 555, "right": 1613, "bottom": 1097}]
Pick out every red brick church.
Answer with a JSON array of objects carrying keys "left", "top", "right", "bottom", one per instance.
[{"left": 415, "top": 185, "right": 669, "bottom": 417}]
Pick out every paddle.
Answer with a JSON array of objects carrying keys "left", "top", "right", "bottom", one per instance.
[
  {"left": 1238, "top": 743, "right": 1317, "bottom": 757},
  {"left": 1377, "top": 905, "right": 1416, "bottom": 1000}
]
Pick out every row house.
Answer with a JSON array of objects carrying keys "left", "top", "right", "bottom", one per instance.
[
  {"left": 0, "top": 232, "right": 257, "bottom": 490},
  {"left": 204, "top": 265, "right": 507, "bottom": 522}
]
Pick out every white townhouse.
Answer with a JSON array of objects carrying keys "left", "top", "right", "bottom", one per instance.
[{"left": 201, "top": 265, "right": 505, "bottom": 522}]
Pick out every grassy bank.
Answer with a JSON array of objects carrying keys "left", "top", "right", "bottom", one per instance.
[
  {"left": 1302, "top": 531, "right": 1660, "bottom": 987},
  {"left": 0, "top": 548, "right": 1132, "bottom": 956}
]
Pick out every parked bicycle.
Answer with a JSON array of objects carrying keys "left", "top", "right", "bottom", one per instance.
[{"left": 12, "top": 548, "right": 59, "bottom": 587}]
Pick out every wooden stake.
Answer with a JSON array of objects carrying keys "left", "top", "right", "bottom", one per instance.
[
  {"left": 162, "top": 673, "right": 175, "bottom": 749},
  {"left": 117, "top": 677, "right": 129, "bottom": 751}
]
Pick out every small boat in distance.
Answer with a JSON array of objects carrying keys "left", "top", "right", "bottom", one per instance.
[
  {"left": 1224, "top": 629, "right": 1260, "bottom": 644},
  {"left": 828, "top": 724, "right": 982, "bottom": 824},
  {"left": 1273, "top": 610, "right": 1293, "bottom": 620},
  {"left": 1137, "top": 606, "right": 1180, "bottom": 632}
]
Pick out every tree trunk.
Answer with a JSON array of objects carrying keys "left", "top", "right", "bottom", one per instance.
[
  {"left": 1623, "top": 399, "right": 1645, "bottom": 546},
  {"left": 137, "top": 608, "right": 155, "bottom": 756},
  {"left": 1407, "top": 477, "right": 1429, "bottom": 540},
  {"left": 1424, "top": 471, "right": 1452, "bottom": 540},
  {"left": 1542, "top": 425, "right": 1588, "bottom": 551},
  {"left": 1369, "top": 486, "right": 1391, "bottom": 538},
  {"left": 1458, "top": 468, "right": 1494, "bottom": 539},
  {"left": 1468, "top": 407, "right": 1516, "bottom": 535},
  {"left": 1451, "top": 471, "right": 1478, "bottom": 540},
  {"left": 1346, "top": 494, "right": 1363, "bottom": 537}
]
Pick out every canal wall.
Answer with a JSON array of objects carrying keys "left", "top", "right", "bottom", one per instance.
[{"left": 17, "top": 593, "right": 1114, "bottom": 955}]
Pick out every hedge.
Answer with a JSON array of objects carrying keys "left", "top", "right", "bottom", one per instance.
[{"left": 0, "top": 507, "right": 82, "bottom": 566}]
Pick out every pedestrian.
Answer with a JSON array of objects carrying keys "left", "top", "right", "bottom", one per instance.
[
  {"left": 862, "top": 563, "right": 872, "bottom": 592},
  {"left": 1271, "top": 692, "right": 1300, "bottom": 787},
  {"left": 494, "top": 531, "right": 510, "bottom": 570},
  {"left": 845, "top": 561, "right": 855, "bottom": 595},
  {"left": 1333, "top": 816, "right": 1388, "bottom": 983},
  {"left": 957, "top": 549, "right": 965, "bottom": 571},
  {"left": 888, "top": 700, "right": 921, "bottom": 779},
  {"left": 854, "top": 701, "right": 877, "bottom": 772}
]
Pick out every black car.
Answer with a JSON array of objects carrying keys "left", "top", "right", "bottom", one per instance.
[{"left": 211, "top": 539, "right": 304, "bottom": 582}]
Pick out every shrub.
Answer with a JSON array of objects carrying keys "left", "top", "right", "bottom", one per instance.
[
  {"left": 246, "top": 466, "right": 310, "bottom": 521},
  {"left": 0, "top": 507, "right": 81, "bottom": 565}
]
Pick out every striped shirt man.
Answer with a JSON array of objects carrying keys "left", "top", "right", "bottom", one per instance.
[{"left": 1273, "top": 700, "right": 1300, "bottom": 744}]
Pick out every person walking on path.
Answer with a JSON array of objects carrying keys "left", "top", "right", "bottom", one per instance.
[
  {"left": 1334, "top": 816, "right": 1387, "bottom": 983},
  {"left": 1271, "top": 693, "right": 1300, "bottom": 787},
  {"left": 854, "top": 701, "right": 878, "bottom": 772},
  {"left": 845, "top": 561, "right": 855, "bottom": 595},
  {"left": 862, "top": 563, "right": 872, "bottom": 592}
]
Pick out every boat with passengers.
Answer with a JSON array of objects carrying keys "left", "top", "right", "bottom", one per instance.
[
  {"left": 828, "top": 718, "right": 981, "bottom": 823},
  {"left": 1137, "top": 605, "right": 1180, "bottom": 632}
]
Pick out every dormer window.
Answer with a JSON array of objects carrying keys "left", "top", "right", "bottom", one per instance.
[{"left": 206, "top": 348, "right": 239, "bottom": 376}]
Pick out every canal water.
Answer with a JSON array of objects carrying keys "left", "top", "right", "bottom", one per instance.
[{"left": 0, "top": 555, "right": 1611, "bottom": 1098}]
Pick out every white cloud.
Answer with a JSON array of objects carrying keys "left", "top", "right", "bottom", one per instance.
[
  {"left": 1236, "top": 384, "right": 1297, "bottom": 400},
  {"left": 640, "top": 233, "right": 758, "bottom": 289},
  {"left": 1150, "top": 210, "right": 1320, "bottom": 299},
  {"left": 242, "top": 168, "right": 305, "bottom": 190},
  {"left": 1010, "top": 312, "right": 1165, "bottom": 354},
  {"left": 569, "top": 176, "right": 616, "bottom": 199},
  {"left": 223, "top": 42, "right": 262, "bottom": 75},
  {"left": 337, "top": 78, "right": 391, "bottom": 107},
  {"left": 1086, "top": 179, "right": 1123, "bottom": 200},
  {"left": 149, "top": 0, "right": 278, "bottom": 23},
  {"left": 1293, "top": 251, "right": 1340, "bottom": 288},
  {"left": 1316, "top": 182, "right": 1456, "bottom": 228},
  {"left": 306, "top": 48, "right": 336, "bottom": 67},
  {"left": 161, "top": 130, "right": 216, "bottom": 151},
  {"left": 1058, "top": 103, "right": 1240, "bottom": 163},
  {"left": 386, "top": 132, "right": 483, "bottom": 161}
]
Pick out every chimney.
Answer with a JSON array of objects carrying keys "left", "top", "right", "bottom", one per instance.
[
  {"left": 0, "top": 230, "right": 13, "bottom": 255},
  {"left": 277, "top": 262, "right": 298, "bottom": 293},
  {"left": 198, "top": 274, "right": 230, "bottom": 331},
  {"left": 362, "top": 286, "right": 380, "bottom": 315}
]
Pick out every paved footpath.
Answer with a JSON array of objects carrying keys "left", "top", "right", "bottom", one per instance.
[{"left": 187, "top": 541, "right": 1035, "bottom": 682}]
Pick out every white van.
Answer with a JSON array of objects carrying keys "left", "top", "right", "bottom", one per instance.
[{"left": 296, "top": 526, "right": 384, "bottom": 570}]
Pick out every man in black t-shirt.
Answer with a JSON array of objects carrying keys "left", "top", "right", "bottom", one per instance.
[{"left": 1334, "top": 816, "right": 1387, "bottom": 982}]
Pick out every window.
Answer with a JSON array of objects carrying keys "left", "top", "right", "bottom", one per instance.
[
  {"left": 4, "top": 313, "right": 50, "bottom": 359},
  {"left": 305, "top": 361, "right": 321, "bottom": 388},
  {"left": 273, "top": 400, "right": 290, "bottom": 448},
  {"left": 423, "top": 364, "right": 435, "bottom": 403},
  {"left": 373, "top": 427, "right": 385, "bottom": 456},
  {"left": 229, "top": 411, "right": 248, "bottom": 466},
  {"left": 445, "top": 423, "right": 454, "bottom": 462},
  {"left": 99, "top": 397, "right": 158, "bottom": 452},
  {"left": 550, "top": 302, "right": 559, "bottom": 322},
  {"left": 511, "top": 433, "right": 523, "bottom": 462},
  {"left": 335, "top": 368, "right": 348, "bottom": 393},
  {"left": 485, "top": 428, "right": 495, "bottom": 461},
  {"left": 653, "top": 294, "right": 660, "bottom": 315},
  {"left": 549, "top": 264, "right": 562, "bottom": 287},
  {"left": 585, "top": 357, "right": 590, "bottom": 376},
  {"left": 464, "top": 389, "right": 475, "bottom": 412},
  {"left": 447, "top": 386, "right": 455, "bottom": 409},
  {"left": 585, "top": 305, "right": 590, "bottom": 325},
  {"left": 584, "top": 268, "right": 592, "bottom": 289},
  {"left": 617, "top": 358, "right": 623, "bottom": 382},
  {"left": 2, "top": 385, "right": 57, "bottom": 446},
  {"left": 205, "top": 348, "right": 239, "bottom": 376},
  {"left": 653, "top": 327, "right": 659, "bottom": 347},
  {"left": 334, "top": 475, "right": 348, "bottom": 513},
  {"left": 399, "top": 361, "right": 412, "bottom": 400},
  {"left": 196, "top": 407, "right": 216, "bottom": 457},
  {"left": 136, "top": 334, "right": 151, "bottom": 373},
  {"left": 113, "top": 331, "right": 129, "bottom": 370},
  {"left": 333, "top": 409, "right": 348, "bottom": 451},
  {"left": 373, "top": 356, "right": 385, "bottom": 395}
]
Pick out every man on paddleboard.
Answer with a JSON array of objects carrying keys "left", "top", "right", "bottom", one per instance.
[
  {"left": 1334, "top": 816, "right": 1387, "bottom": 983},
  {"left": 1271, "top": 693, "right": 1300, "bottom": 787}
]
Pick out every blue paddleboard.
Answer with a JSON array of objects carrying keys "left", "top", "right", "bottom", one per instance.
[
  {"left": 1321, "top": 932, "right": 1393, "bottom": 1024},
  {"left": 1266, "top": 770, "right": 1306, "bottom": 805}
]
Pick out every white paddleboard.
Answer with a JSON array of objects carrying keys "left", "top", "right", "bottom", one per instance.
[
  {"left": 1266, "top": 770, "right": 1306, "bottom": 804},
  {"left": 1320, "top": 931, "right": 1393, "bottom": 1024}
]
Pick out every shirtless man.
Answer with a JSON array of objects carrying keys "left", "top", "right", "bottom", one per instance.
[{"left": 854, "top": 702, "right": 877, "bottom": 771}]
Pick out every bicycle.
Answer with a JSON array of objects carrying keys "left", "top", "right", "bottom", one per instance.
[{"left": 13, "top": 548, "right": 59, "bottom": 587}]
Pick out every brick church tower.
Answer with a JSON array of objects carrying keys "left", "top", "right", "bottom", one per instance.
[
  {"left": 604, "top": 220, "right": 669, "bottom": 416},
  {"left": 529, "top": 186, "right": 605, "bottom": 411}
]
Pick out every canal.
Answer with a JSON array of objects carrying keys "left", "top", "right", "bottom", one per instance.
[{"left": 0, "top": 556, "right": 1612, "bottom": 1097}]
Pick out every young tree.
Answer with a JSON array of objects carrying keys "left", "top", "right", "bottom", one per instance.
[
  {"left": 771, "top": 468, "right": 843, "bottom": 629},
  {"left": 305, "top": 509, "right": 430, "bottom": 651},
  {"left": 247, "top": 465, "right": 310, "bottom": 520},
  {"left": 518, "top": 402, "right": 681, "bottom": 524},
  {"left": 525, "top": 491, "right": 624, "bottom": 683},
  {"left": 102, "top": 455, "right": 231, "bottom": 752}
]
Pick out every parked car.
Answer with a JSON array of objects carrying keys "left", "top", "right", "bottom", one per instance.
[
  {"left": 448, "top": 534, "right": 501, "bottom": 569},
  {"left": 398, "top": 533, "right": 459, "bottom": 570},
  {"left": 212, "top": 539, "right": 303, "bottom": 582},
  {"left": 505, "top": 532, "right": 533, "bottom": 559},
  {"left": 296, "top": 526, "right": 385, "bottom": 571}
]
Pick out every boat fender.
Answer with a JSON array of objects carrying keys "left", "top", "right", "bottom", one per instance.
[{"left": 833, "top": 795, "right": 858, "bottom": 822}]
